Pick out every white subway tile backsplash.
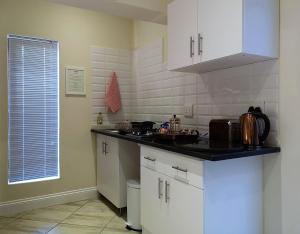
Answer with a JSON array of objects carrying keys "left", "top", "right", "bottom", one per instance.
[
  {"left": 91, "top": 46, "right": 134, "bottom": 125},
  {"left": 132, "top": 40, "right": 279, "bottom": 144},
  {"left": 195, "top": 105, "right": 211, "bottom": 116},
  {"left": 90, "top": 40, "right": 279, "bottom": 144},
  {"left": 251, "top": 60, "right": 279, "bottom": 76},
  {"left": 91, "top": 83, "right": 105, "bottom": 90},
  {"left": 197, "top": 116, "right": 212, "bottom": 126}
]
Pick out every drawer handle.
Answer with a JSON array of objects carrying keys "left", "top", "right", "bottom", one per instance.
[
  {"left": 172, "top": 166, "right": 188, "bottom": 173},
  {"left": 144, "top": 156, "right": 156, "bottom": 162}
]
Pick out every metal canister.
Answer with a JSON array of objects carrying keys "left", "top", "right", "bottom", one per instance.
[{"left": 169, "top": 115, "right": 181, "bottom": 133}]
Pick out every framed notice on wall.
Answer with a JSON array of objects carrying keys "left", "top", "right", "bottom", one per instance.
[{"left": 65, "top": 66, "right": 86, "bottom": 96}]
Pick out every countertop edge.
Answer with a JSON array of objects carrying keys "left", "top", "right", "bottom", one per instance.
[{"left": 91, "top": 129, "right": 281, "bottom": 161}]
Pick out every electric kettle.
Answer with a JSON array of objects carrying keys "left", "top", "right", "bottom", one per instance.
[{"left": 240, "top": 107, "right": 270, "bottom": 147}]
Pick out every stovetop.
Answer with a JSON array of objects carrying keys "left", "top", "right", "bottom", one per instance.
[
  {"left": 120, "top": 128, "right": 156, "bottom": 139},
  {"left": 126, "top": 132, "right": 154, "bottom": 139}
]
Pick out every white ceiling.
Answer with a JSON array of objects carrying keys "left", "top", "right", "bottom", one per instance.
[{"left": 46, "top": 0, "right": 169, "bottom": 24}]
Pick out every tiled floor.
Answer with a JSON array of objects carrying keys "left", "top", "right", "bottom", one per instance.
[{"left": 0, "top": 198, "right": 138, "bottom": 234}]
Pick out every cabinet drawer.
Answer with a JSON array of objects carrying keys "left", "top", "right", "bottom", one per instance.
[
  {"left": 141, "top": 154, "right": 158, "bottom": 171},
  {"left": 141, "top": 146, "right": 204, "bottom": 189}
]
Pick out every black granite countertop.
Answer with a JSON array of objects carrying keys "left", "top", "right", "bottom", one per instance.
[{"left": 91, "top": 128, "right": 280, "bottom": 161}]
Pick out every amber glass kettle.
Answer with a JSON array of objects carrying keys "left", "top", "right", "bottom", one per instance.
[{"left": 240, "top": 107, "right": 270, "bottom": 148}]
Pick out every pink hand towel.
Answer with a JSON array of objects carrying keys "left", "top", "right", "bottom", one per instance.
[{"left": 105, "top": 72, "right": 121, "bottom": 113}]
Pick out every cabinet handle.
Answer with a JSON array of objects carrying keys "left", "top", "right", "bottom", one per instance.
[
  {"left": 172, "top": 166, "right": 188, "bottom": 173},
  {"left": 144, "top": 156, "right": 156, "bottom": 162},
  {"left": 198, "top": 33, "right": 203, "bottom": 55},
  {"left": 165, "top": 181, "right": 170, "bottom": 203},
  {"left": 104, "top": 142, "right": 108, "bottom": 155},
  {"left": 190, "top": 36, "right": 195, "bottom": 58},
  {"left": 102, "top": 142, "right": 105, "bottom": 154},
  {"left": 158, "top": 178, "right": 163, "bottom": 199}
]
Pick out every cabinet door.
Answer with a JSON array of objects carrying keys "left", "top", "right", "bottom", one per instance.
[
  {"left": 197, "top": 0, "right": 243, "bottom": 62},
  {"left": 165, "top": 178, "right": 204, "bottom": 234},
  {"left": 96, "top": 135, "right": 106, "bottom": 192},
  {"left": 168, "top": 0, "right": 198, "bottom": 70},
  {"left": 141, "top": 166, "right": 167, "bottom": 234},
  {"left": 98, "top": 136, "right": 120, "bottom": 206}
]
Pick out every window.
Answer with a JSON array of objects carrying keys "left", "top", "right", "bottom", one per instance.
[{"left": 7, "top": 35, "right": 60, "bottom": 184}]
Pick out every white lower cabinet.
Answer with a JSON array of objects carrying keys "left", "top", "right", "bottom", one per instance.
[
  {"left": 141, "top": 167, "right": 168, "bottom": 234},
  {"left": 96, "top": 134, "right": 139, "bottom": 208},
  {"left": 166, "top": 177, "right": 203, "bottom": 234},
  {"left": 141, "top": 145, "right": 263, "bottom": 234},
  {"left": 141, "top": 148, "right": 203, "bottom": 234},
  {"left": 97, "top": 135, "right": 119, "bottom": 207}
]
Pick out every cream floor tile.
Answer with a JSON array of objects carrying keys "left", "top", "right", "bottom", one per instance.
[
  {"left": 66, "top": 200, "right": 89, "bottom": 206},
  {"left": 45, "top": 203, "right": 82, "bottom": 212},
  {"left": 75, "top": 204, "right": 115, "bottom": 218},
  {"left": 0, "top": 219, "right": 56, "bottom": 234},
  {"left": 86, "top": 198, "right": 105, "bottom": 203},
  {"left": 1, "top": 213, "right": 24, "bottom": 218},
  {"left": 84, "top": 200, "right": 110, "bottom": 208},
  {"left": 48, "top": 224, "right": 102, "bottom": 234},
  {"left": 62, "top": 214, "right": 113, "bottom": 228},
  {"left": 106, "top": 216, "right": 127, "bottom": 229},
  {"left": 101, "top": 227, "right": 135, "bottom": 234},
  {"left": 20, "top": 208, "right": 73, "bottom": 222},
  {"left": 0, "top": 217, "right": 16, "bottom": 228}
]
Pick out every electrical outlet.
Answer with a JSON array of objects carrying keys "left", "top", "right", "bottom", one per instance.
[{"left": 184, "top": 104, "right": 193, "bottom": 118}]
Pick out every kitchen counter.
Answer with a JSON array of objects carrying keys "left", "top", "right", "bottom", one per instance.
[{"left": 91, "top": 128, "right": 280, "bottom": 161}]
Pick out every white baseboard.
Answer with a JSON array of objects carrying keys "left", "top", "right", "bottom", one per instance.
[{"left": 0, "top": 187, "right": 98, "bottom": 216}]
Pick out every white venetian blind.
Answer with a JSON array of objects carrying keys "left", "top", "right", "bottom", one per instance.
[{"left": 8, "top": 35, "right": 60, "bottom": 184}]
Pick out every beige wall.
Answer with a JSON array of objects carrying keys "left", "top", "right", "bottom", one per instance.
[
  {"left": 280, "top": 0, "right": 300, "bottom": 233},
  {"left": 252, "top": 0, "right": 300, "bottom": 233},
  {"left": 0, "top": 0, "right": 133, "bottom": 202},
  {"left": 118, "top": 0, "right": 162, "bottom": 12},
  {"left": 133, "top": 20, "right": 167, "bottom": 61}
]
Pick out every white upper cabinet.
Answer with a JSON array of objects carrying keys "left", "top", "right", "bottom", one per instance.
[
  {"left": 168, "top": 0, "right": 198, "bottom": 70},
  {"left": 196, "top": 0, "right": 243, "bottom": 63},
  {"left": 168, "top": 0, "right": 279, "bottom": 73}
]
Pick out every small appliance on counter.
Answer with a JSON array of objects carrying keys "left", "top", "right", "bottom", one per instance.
[
  {"left": 116, "top": 121, "right": 156, "bottom": 138},
  {"left": 209, "top": 119, "right": 241, "bottom": 146},
  {"left": 240, "top": 106, "right": 270, "bottom": 148}
]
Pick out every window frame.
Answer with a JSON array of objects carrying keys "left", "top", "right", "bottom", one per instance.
[{"left": 7, "top": 34, "right": 60, "bottom": 185}]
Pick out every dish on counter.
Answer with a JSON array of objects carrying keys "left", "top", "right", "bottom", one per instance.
[{"left": 154, "top": 129, "right": 200, "bottom": 144}]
